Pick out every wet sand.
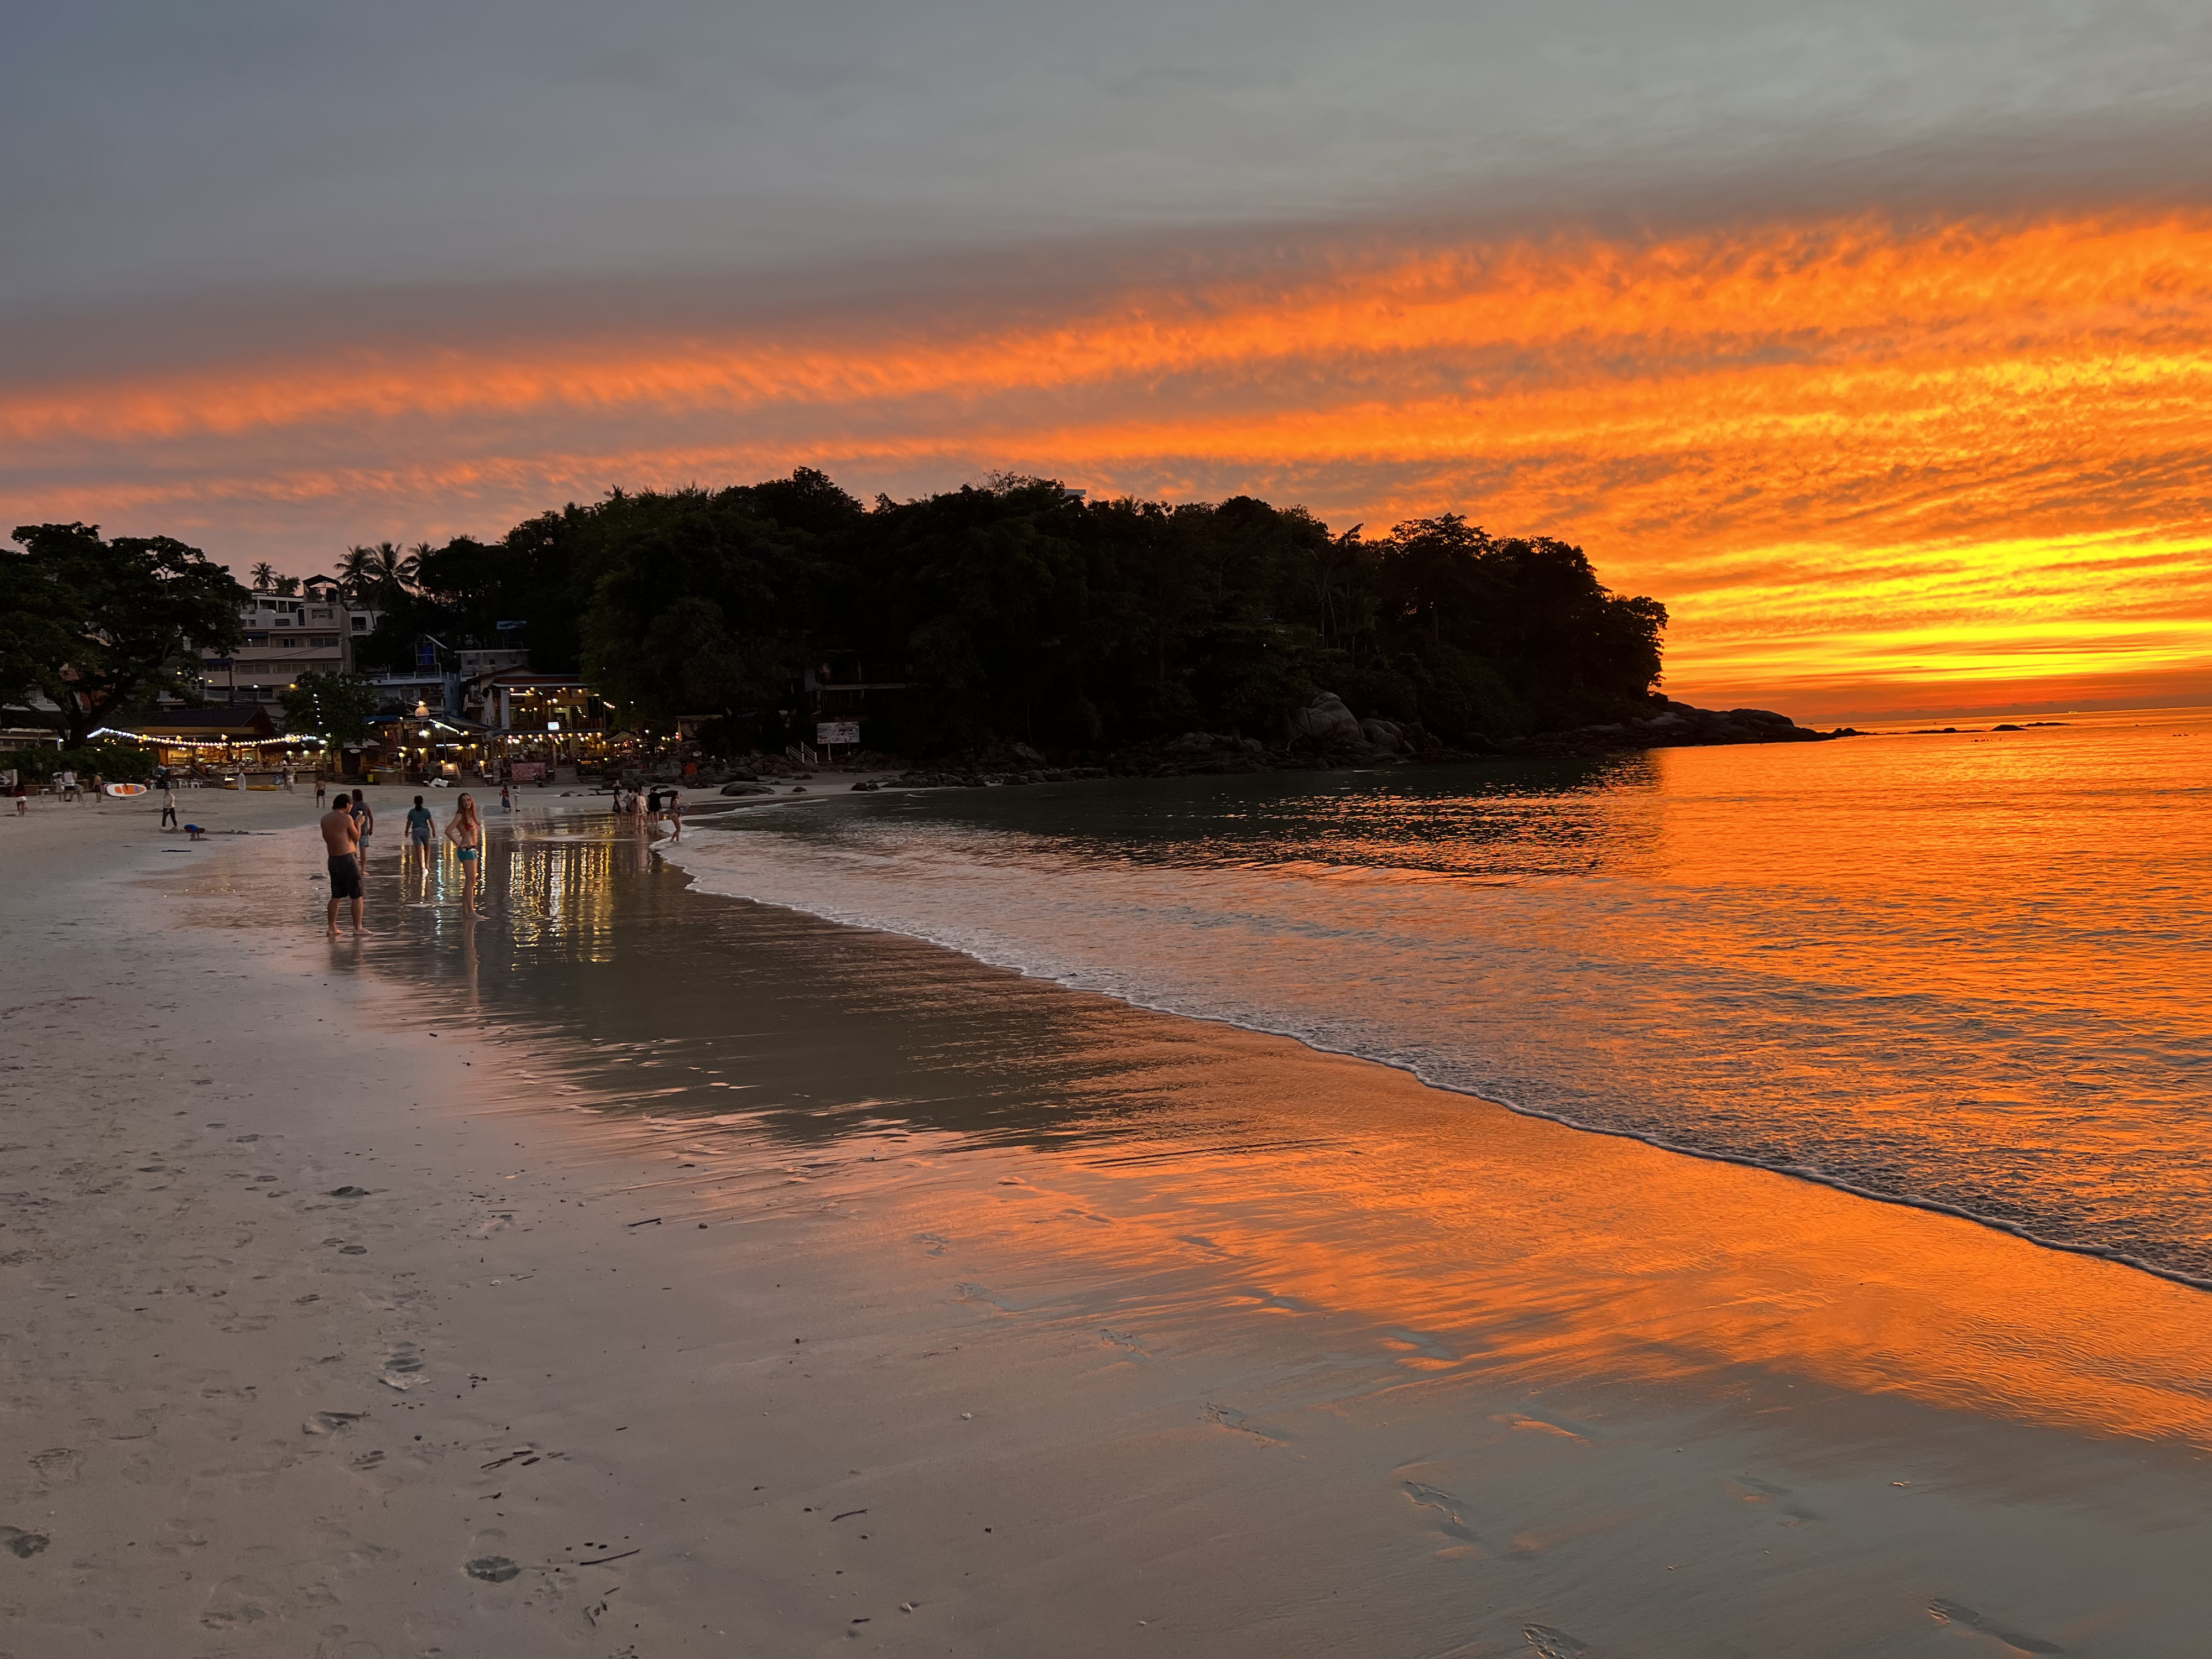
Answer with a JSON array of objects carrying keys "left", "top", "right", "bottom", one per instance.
[{"left": 3, "top": 789, "right": 2210, "bottom": 1655}]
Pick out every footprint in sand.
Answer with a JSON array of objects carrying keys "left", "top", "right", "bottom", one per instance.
[
  {"left": 1204, "top": 1402, "right": 1293, "bottom": 1444},
  {"left": 1524, "top": 1626, "right": 1593, "bottom": 1658},
  {"left": 1401, "top": 1480, "right": 1482, "bottom": 1546},
  {"left": 1, "top": 1526, "right": 50, "bottom": 1559},
  {"left": 1928, "top": 1598, "right": 2064, "bottom": 1655},
  {"left": 1380, "top": 1327, "right": 1459, "bottom": 1363},
  {"left": 1493, "top": 1412, "right": 1592, "bottom": 1444},
  {"left": 27, "top": 1447, "right": 82, "bottom": 1489},
  {"left": 379, "top": 1343, "right": 427, "bottom": 1390},
  {"left": 1724, "top": 1474, "right": 1819, "bottom": 1524}
]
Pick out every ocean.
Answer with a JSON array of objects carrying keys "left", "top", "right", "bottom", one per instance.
[{"left": 663, "top": 707, "right": 2212, "bottom": 1285}]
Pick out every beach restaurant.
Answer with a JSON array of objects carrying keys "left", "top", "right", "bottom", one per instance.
[
  {"left": 100, "top": 705, "right": 314, "bottom": 773},
  {"left": 481, "top": 670, "right": 616, "bottom": 769},
  {"left": 363, "top": 711, "right": 494, "bottom": 784}
]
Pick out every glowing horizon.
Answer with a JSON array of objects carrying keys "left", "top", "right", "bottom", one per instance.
[{"left": 6, "top": 207, "right": 2211, "bottom": 723}]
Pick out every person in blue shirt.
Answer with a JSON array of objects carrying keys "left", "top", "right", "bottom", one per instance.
[{"left": 405, "top": 795, "right": 435, "bottom": 859}]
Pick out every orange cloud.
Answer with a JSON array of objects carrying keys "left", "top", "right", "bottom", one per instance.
[{"left": 6, "top": 210, "right": 2210, "bottom": 719}]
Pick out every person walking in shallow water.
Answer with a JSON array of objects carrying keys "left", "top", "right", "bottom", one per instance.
[
  {"left": 405, "top": 794, "right": 435, "bottom": 860},
  {"left": 444, "top": 792, "right": 484, "bottom": 919},
  {"left": 320, "top": 794, "right": 365, "bottom": 935}
]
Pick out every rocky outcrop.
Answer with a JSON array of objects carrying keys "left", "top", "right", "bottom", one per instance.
[
  {"left": 1473, "top": 700, "right": 1861, "bottom": 759},
  {"left": 1359, "top": 717, "right": 1410, "bottom": 753},
  {"left": 882, "top": 764, "right": 1111, "bottom": 789},
  {"left": 793, "top": 693, "right": 1861, "bottom": 797},
  {"left": 1287, "top": 692, "right": 1364, "bottom": 747}
]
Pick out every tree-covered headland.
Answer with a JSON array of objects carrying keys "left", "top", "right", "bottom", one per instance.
[{"left": 361, "top": 472, "right": 1669, "bottom": 757}]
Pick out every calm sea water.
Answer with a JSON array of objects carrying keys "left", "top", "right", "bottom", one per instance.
[{"left": 664, "top": 708, "right": 2212, "bottom": 1283}]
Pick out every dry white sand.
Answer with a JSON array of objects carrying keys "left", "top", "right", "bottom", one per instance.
[{"left": 4, "top": 784, "right": 2210, "bottom": 1657}]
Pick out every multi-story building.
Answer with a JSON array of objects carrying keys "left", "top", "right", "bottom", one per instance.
[
  {"left": 360, "top": 642, "right": 530, "bottom": 719},
  {"left": 196, "top": 589, "right": 382, "bottom": 706}
]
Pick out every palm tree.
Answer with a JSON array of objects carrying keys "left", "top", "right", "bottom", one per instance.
[
  {"left": 334, "top": 545, "right": 375, "bottom": 603},
  {"left": 249, "top": 561, "right": 276, "bottom": 591},
  {"left": 365, "top": 540, "right": 418, "bottom": 607}
]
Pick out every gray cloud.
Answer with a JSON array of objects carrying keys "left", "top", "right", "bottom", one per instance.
[{"left": 7, "top": 0, "right": 2208, "bottom": 320}]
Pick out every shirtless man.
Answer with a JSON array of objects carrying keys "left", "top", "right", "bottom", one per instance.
[{"left": 321, "top": 796, "right": 366, "bottom": 936}]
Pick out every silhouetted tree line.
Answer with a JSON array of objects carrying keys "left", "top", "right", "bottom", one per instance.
[{"left": 354, "top": 471, "right": 1668, "bottom": 755}]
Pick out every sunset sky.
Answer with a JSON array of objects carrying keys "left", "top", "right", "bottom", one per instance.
[{"left": 6, "top": 1, "right": 2210, "bottom": 720}]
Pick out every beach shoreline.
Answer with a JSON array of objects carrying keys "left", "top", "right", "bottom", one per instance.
[{"left": 4, "top": 790, "right": 2210, "bottom": 1655}]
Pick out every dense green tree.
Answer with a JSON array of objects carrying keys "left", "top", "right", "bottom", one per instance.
[
  {"left": 3, "top": 523, "right": 249, "bottom": 747},
  {"left": 281, "top": 669, "right": 380, "bottom": 747},
  {"left": 320, "top": 471, "right": 1669, "bottom": 757}
]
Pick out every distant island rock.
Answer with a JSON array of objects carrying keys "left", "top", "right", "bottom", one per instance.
[{"left": 855, "top": 692, "right": 1866, "bottom": 788}]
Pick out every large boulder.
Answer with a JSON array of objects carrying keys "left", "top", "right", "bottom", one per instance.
[
  {"left": 1164, "top": 731, "right": 1238, "bottom": 757},
  {"left": 1289, "top": 692, "right": 1364, "bottom": 747},
  {"left": 1359, "top": 717, "right": 1408, "bottom": 752}
]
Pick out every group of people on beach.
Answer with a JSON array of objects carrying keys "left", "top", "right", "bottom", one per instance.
[
  {"left": 613, "top": 782, "right": 684, "bottom": 839},
  {"left": 319, "top": 787, "right": 483, "bottom": 935},
  {"left": 12, "top": 768, "right": 108, "bottom": 810}
]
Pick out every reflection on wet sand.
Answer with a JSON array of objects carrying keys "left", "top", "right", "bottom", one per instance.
[
  {"left": 174, "top": 812, "right": 2212, "bottom": 1651},
  {"left": 195, "top": 815, "right": 2212, "bottom": 1446}
]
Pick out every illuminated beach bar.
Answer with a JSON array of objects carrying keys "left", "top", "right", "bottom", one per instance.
[
  {"left": 481, "top": 669, "right": 618, "bottom": 773},
  {"left": 98, "top": 705, "right": 320, "bottom": 774}
]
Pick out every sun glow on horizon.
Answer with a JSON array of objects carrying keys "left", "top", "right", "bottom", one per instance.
[{"left": 6, "top": 208, "right": 2210, "bottom": 719}]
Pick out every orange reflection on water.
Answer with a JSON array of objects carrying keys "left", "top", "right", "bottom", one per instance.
[{"left": 931, "top": 1025, "right": 2212, "bottom": 1448}]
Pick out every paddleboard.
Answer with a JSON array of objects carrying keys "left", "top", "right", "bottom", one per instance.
[{"left": 103, "top": 782, "right": 148, "bottom": 797}]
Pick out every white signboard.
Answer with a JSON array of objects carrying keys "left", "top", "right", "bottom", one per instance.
[{"left": 815, "top": 721, "right": 861, "bottom": 746}]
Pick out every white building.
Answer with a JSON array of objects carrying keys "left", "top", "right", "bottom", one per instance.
[{"left": 197, "top": 589, "right": 382, "bottom": 706}]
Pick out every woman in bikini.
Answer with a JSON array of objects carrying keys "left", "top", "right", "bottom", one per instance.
[{"left": 444, "top": 791, "right": 485, "bottom": 919}]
